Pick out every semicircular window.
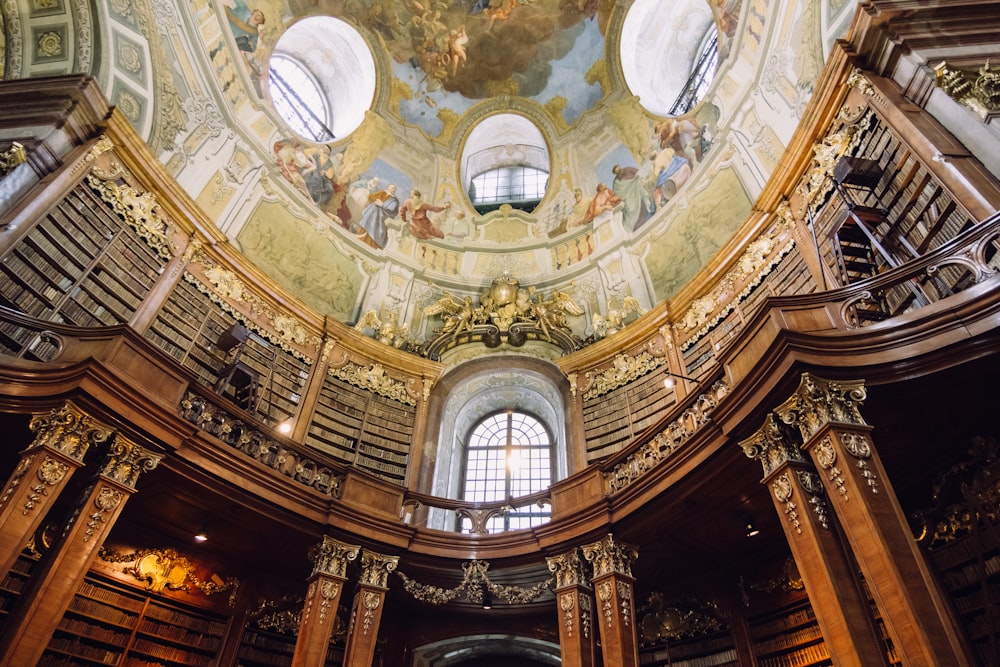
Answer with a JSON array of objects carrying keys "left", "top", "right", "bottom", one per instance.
[
  {"left": 268, "top": 16, "right": 376, "bottom": 140},
  {"left": 461, "top": 114, "right": 550, "bottom": 215},
  {"left": 620, "top": 0, "right": 723, "bottom": 116}
]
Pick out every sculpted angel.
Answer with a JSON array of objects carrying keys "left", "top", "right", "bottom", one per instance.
[{"left": 424, "top": 292, "right": 476, "bottom": 334}]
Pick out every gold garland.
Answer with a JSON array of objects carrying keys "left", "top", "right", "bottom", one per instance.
[{"left": 396, "top": 560, "right": 552, "bottom": 606}]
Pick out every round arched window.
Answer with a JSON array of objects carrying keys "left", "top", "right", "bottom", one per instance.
[
  {"left": 461, "top": 114, "right": 550, "bottom": 215},
  {"left": 268, "top": 16, "right": 376, "bottom": 140},
  {"left": 462, "top": 410, "right": 553, "bottom": 532},
  {"left": 620, "top": 0, "right": 721, "bottom": 116}
]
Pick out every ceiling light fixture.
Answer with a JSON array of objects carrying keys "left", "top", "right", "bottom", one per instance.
[
  {"left": 194, "top": 528, "right": 209, "bottom": 543},
  {"left": 744, "top": 518, "right": 760, "bottom": 538},
  {"left": 663, "top": 371, "right": 698, "bottom": 389}
]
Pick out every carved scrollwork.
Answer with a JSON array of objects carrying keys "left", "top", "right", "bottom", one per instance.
[
  {"left": 583, "top": 351, "right": 664, "bottom": 401},
  {"left": 98, "top": 436, "right": 162, "bottom": 490},
  {"left": 396, "top": 559, "right": 552, "bottom": 606},
  {"left": 99, "top": 546, "right": 240, "bottom": 605},
  {"left": 772, "top": 472, "right": 801, "bottom": 534},
  {"left": 775, "top": 374, "right": 867, "bottom": 442},
  {"left": 740, "top": 413, "right": 807, "bottom": 478},
  {"left": 330, "top": 361, "right": 417, "bottom": 406},
  {"left": 935, "top": 60, "right": 1000, "bottom": 120},
  {"left": 359, "top": 550, "right": 399, "bottom": 589},
  {"left": 29, "top": 400, "right": 113, "bottom": 463},
  {"left": 311, "top": 536, "right": 360, "bottom": 579},
  {"left": 581, "top": 534, "right": 637, "bottom": 579}
]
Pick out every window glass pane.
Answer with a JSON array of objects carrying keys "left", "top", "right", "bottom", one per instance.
[{"left": 268, "top": 55, "right": 334, "bottom": 142}]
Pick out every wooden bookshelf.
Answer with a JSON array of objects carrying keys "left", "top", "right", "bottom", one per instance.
[
  {"left": 237, "top": 627, "right": 345, "bottom": 666},
  {"left": 0, "top": 553, "right": 39, "bottom": 631},
  {"left": 40, "top": 575, "right": 229, "bottom": 667},
  {"left": 640, "top": 631, "right": 737, "bottom": 667},
  {"left": 749, "top": 602, "right": 831, "bottom": 667},
  {"left": 305, "top": 375, "right": 414, "bottom": 483},
  {"left": 0, "top": 183, "right": 165, "bottom": 334},
  {"left": 582, "top": 369, "right": 673, "bottom": 462},
  {"left": 928, "top": 527, "right": 1000, "bottom": 665},
  {"left": 144, "top": 275, "right": 311, "bottom": 423}
]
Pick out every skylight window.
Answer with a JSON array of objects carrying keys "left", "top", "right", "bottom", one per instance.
[
  {"left": 469, "top": 165, "right": 549, "bottom": 213},
  {"left": 269, "top": 55, "right": 334, "bottom": 143}
]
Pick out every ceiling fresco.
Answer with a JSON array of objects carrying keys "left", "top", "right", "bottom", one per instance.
[{"left": 1, "top": 0, "right": 857, "bottom": 347}]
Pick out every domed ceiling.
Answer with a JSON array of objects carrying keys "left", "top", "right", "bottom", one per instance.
[{"left": 2, "top": 0, "right": 855, "bottom": 357}]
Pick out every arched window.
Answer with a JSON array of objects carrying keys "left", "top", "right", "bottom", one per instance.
[
  {"left": 468, "top": 164, "right": 549, "bottom": 213},
  {"left": 268, "top": 54, "right": 334, "bottom": 143},
  {"left": 461, "top": 410, "right": 553, "bottom": 532},
  {"left": 668, "top": 28, "right": 719, "bottom": 116}
]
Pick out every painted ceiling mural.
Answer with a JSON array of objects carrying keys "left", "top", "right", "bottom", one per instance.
[{"left": 1, "top": 0, "right": 854, "bottom": 343}]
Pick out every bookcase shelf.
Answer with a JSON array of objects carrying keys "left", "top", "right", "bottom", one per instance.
[
  {"left": 749, "top": 602, "right": 831, "bottom": 667},
  {"left": 640, "top": 631, "right": 737, "bottom": 667},
  {"left": 237, "top": 627, "right": 345, "bottom": 666},
  {"left": 928, "top": 525, "right": 1000, "bottom": 665},
  {"left": 582, "top": 369, "right": 673, "bottom": 462},
  {"left": 0, "top": 183, "right": 166, "bottom": 337},
  {"left": 40, "top": 575, "right": 228, "bottom": 667}
]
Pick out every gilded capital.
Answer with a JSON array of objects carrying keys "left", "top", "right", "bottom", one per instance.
[
  {"left": 29, "top": 401, "right": 113, "bottom": 463},
  {"left": 581, "top": 534, "right": 637, "bottom": 579},
  {"left": 310, "top": 536, "right": 360, "bottom": 578},
  {"left": 774, "top": 374, "right": 866, "bottom": 442},
  {"left": 739, "top": 413, "right": 807, "bottom": 478},
  {"left": 359, "top": 550, "right": 399, "bottom": 589},
  {"left": 98, "top": 435, "right": 162, "bottom": 489},
  {"left": 546, "top": 549, "right": 590, "bottom": 590}
]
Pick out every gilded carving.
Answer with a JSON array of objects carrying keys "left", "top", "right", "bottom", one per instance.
[
  {"left": 0, "top": 141, "right": 27, "bottom": 176},
  {"left": 311, "top": 536, "right": 360, "bottom": 579},
  {"left": 23, "top": 456, "right": 69, "bottom": 516},
  {"left": 617, "top": 580, "right": 632, "bottom": 627},
  {"left": 331, "top": 362, "right": 417, "bottom": 406},
  {"left": 0, "top": 454, "right": 33, "bottom": 510},
  {"left": 560, "top": 592, "right": 575, "bottom": 636},
  {"left": 180, "top": 392, "right": 343, "bottom": 497},
  {"left": 396, "top": 559, "right": 551, "bottom": 605},
  {"left": 675, "top": 219, "right": 795, "bottom": 344},
  {"left": 546, "top": 549, "right": 590, "bottom": 589},
  {"left": 796, "top": 470, "right": 830, "bottom": 529},
  {"left": 580, "top": 594, "right": 592, "bottom": 638},
  {"left": 361, "top": 590, "right": 381, "bottom": 635},
  {"left": 813, "top": 436, "right": 848, "bottom": 501},
  {"left": 28, "top": 400, "right": 113, "bottom": 462},
  {"left": 359, "top": 550, "right": 399, "bottom": 589},
  {"left": 99, "top": 547, "right": 239, "bottom": 603},
  {"left": 303, "top": 581, "right": 315, "bottom": 625},
  {"left": 772, "top": 471, "right": 801, "bottom": 534},
  {"left": 581, "top": 534, "right": 637, "bottom": 578},
  {"left": 774, "top": 374, "right": 867, "bottom": 442},
  {"left": 318, "top": 579, "right": 339, "bottom": 626},
  {"left": 841, "top": 431, "right": 878, "bottom": 495},
  {"left": 86, "top": 175, "right": 175, "bottom": 259},
  {"left": 605, "top": 381, "right": 729, "bottom": 494},
  {"left": 83, "top": 485, "right": 124, "bottom": 542},
  {"left": 597, "top": 580, "right": 614, "bottom": 626},
  {"left": 846, "top": 67, "right": 876, "bottom": 99},
  {"left": 583, "top": 351, "right": 664, "bottom": 401},
  {"left": 740, "top": 413, "right": 807, "bottom": 478},
  {"left": 98, "top": 435, "right": 162, "bottom": 490},
  {"left": 935, "top": 60, "right": 1000, "bottom": 120}
]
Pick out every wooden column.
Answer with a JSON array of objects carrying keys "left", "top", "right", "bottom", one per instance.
[
  {"left": 0, "top": 434, "right": 162, "bottom": 666},
  {"left": 740, "top": 413, "right": 889, "bottom": 666},
  {"left": 0, "top": 401, "right": 111, "bottom": 579},
  {"left": 291, "top": 536, "right": 360, "bottom": 667},
  {"left": 774, "top": 373, "right": 975, "bottom": 667},
  {"left": 342, "top": 550, "right": 399, "bottom": 667},
  {"left": 547, "top": 548, "right": 597, "bottom": 667},
  {"left": 582, "top": 534, "right": 639, "bottom": 667}
]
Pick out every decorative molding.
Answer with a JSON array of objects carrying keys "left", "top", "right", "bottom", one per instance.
[
  {"left": 97, "top": 435, "right": 162, "bottom": 490},
  {"left": 99, "top": 546, "right": 240, "bottom": 605},
  {"left": 581, "top": 534, "right": 637, "bottom": 579},
  {"left": 771, "top": 471, "right": 801, "bottom": 534},
  {"left": 396, "top": 559, "right": 552, "bottom": 606},
  {"left": 797, "top": 469, "right": 830, "bottom": 530},
  {"left": 330, "top": 361, "right": 417, "bottom": 406},
  {"left": 0, "top": 142, "right": 27, "bottom": 177},
  {"left": 546, "top": 549, "right": 591, "bottom": 590},
  {"left": 310, "top": 536, "right": 360, "bottom": 579},
  {"left": 179, "top": 392, "right": 345, "bottom": 498},
  {"left": 22, "top": 456, "right": 69, "bottom": 516},
  {"left": 83, "top": 484, "right": 124, "bottom": 542},
  {"left": 86, "top": 174, "right": 175, "bottom": 260},
  {"left": 358, "top": 550, "right": 399, "bottom": 589},
  {"left": 0, "top": 455, "right": 33, "bottom": 511},
  {"left": 739, "top": 412, "right": 807, "bottom": 478},
  {"left": 813, "top": 435, "right": 848, "bottom": 501},
  {"left": 583, "top": 351, "right": 663, "bottom": 401},
  {"left": 840, "top": 431, "right": 878, "bottom": 495},
  {"left": 604, "top": 381, "right": 729, "bottom": 494},
  {"left": 774, "top": 373, "right": 867, "bottom": 442},
  {"left": 675, "top": 220, "right": 795, "bottom": 349},
  {"left": 934, "top": 60, "right": 1000, "bottom": 120},
  {"left": 28, "top": 400, "right": 113, "bottom": 462}
]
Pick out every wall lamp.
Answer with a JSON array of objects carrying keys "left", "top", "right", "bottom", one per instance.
[{"left": 663, "top": 371, "right": 698, "bottom": 389}]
